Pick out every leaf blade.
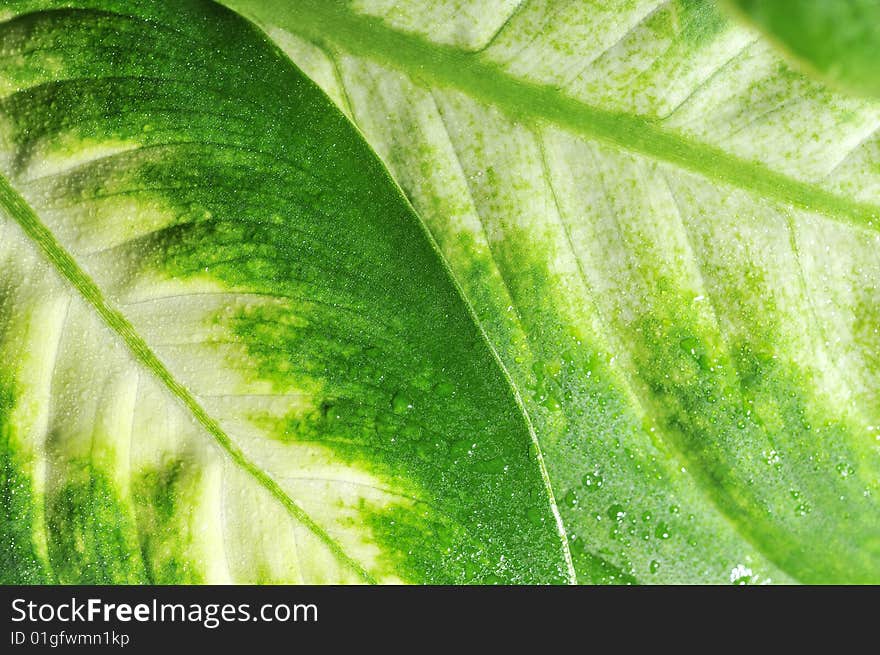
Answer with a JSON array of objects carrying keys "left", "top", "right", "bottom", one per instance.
[
  {"left": 728, "top": 0, "right": 880, "bottom": 98},
  {"left": 0, "top": 0, "right": 572, "bottom": 584},
  {"left": 226, "top": 0, "right": 880, "bottom": 583}
]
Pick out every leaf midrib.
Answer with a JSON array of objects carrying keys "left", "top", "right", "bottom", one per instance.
[
  {"left": 241, "top": 0, "right": 880, "bottom": 233},
  {"left": 0, "top": 173, "right": 378, "bottom": 584}
]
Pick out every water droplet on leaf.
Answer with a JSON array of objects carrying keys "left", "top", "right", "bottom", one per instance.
[
  {"left": 582, "top": 472, "right": 603, "bottom": 489},
  {"left": 391, "top": 391, "right": 413, "bottom": 414}
]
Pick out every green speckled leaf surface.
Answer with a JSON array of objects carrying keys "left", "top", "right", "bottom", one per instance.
[
  {"left": 223, "top": 0, "right": 880, "bottom": 584},
  {"left": 2, "top": 0, "right": 880, "bottom": 585},
  {"left": 0, "top": 0, "right": 571, "bottom": 584}
]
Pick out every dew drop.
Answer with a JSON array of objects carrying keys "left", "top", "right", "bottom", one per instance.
[
  {"left": 679, "top": 336, "right": 699, "bottom": 353},
  {"left": 836, "top": 462, "right": 855, "bottom": 478},
  {"left": 450, "top": 439, "right": 473, "bottom": 458},
  {"left": 582, "top": 472, "right": 604, "bottom": 489},
  {"left": 649, "top": 560, "right": 660, "bottom": 575},
  {"left": 654, "top": 522, "right": 670, "bottom": 539},
  {"left": 391, "top": 391, "right": 413, "bottom": 414},
  {"left": 607, "top": 504, "right": 626, "bottom": 521},
  {"left": 538, "top": 390, "right": 561, "bottom": 410}
]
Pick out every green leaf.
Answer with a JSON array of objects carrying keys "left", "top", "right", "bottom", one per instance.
[
  {"left": 221, "top": 0, "right": 880, "bottom": 583},
  {"left": 728, "top": 0, "right": 880, "bottom": 98},
  {"left": 0, "top": 0, "right": 572, "bottom": 584}
]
